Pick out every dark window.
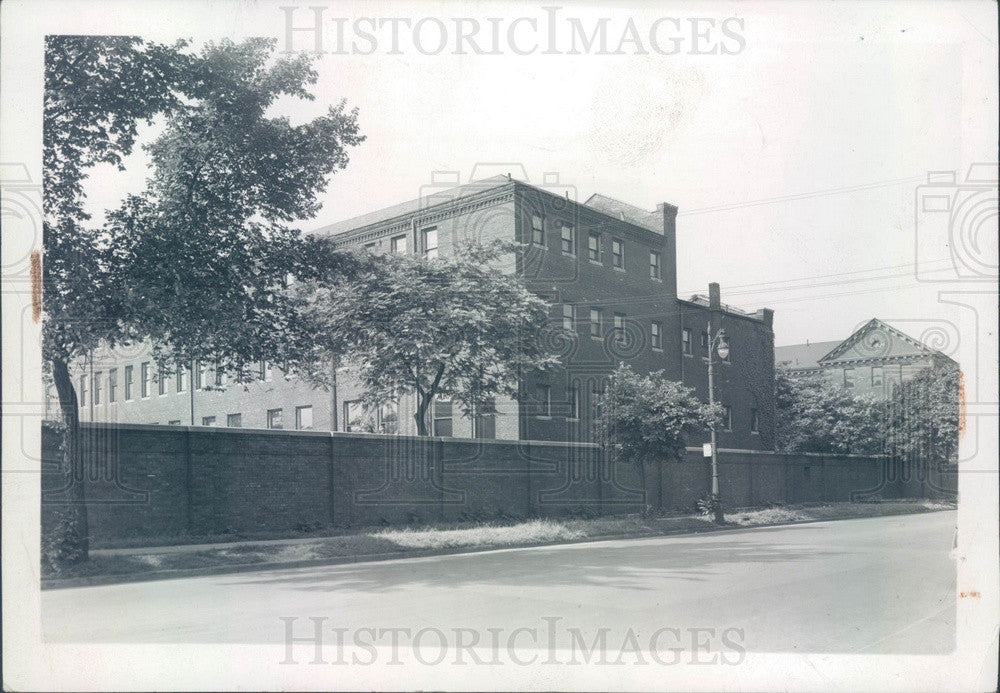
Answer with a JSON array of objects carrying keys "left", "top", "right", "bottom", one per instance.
[
  {"left": 93, "top": 372, "right": 102, "bottom": 405},
  {"left": 141, "top": 362, "right": 150, "bottom": 398},
  {"left": 433, "top": 397, "right": 453, "bottom": 437},
  {"left": 214, "top": 364, "right": 224, "bottom": 386},
  {"left": 201, "top": 416, "right": 216, "bottom": 427},
  {"left": 700, "top": 331, "right": 709, "bottom": 349},
  {"left": 682, "top": 328, "right": 692, "bottom": 355},
  {"left": 79, "top": 375, "right": 86, "bottom": 406},
  {"left": 474, "top": 397, "right": 496, "bottom": 439},
  {"left": 536, "top": 385, "right": 551, "bottom": 417},
  {"left": 267, "top": 408, "right": 283, "bottom": 430},
  {"left": 871, "top": 366, "right": 884, "bottom": 386},
  {"left": 391, "top": 234, "right": 407, "bottom": 254},
  {"left": 750, "top": 409, "right": 760, "bottom": 434},
  {"left": 560, "top": 223, "right": 575, "bottom": 255},
  {"left": 844, "top": 368, "right": 856, "bottom": 389},
  {"left": 562, "top": 304, "right": 575, "bottom": 332},
  {"left": 589, "top": 308, "right": 602, "bottom": 339},
  {"left": 364, "top": 242, "right": 376, "bottom": 250},
  {"left": 588, "top": 232, "right": 601, "bottom": 262},
  {"left": 567, "top": 385, "right": 580, "bottom": 420},
  {"left": 422, "top": 227, "right": 438, "bottom": 258},
  {"left": 377, "top": 402, "right": 399, "bottom": 434},
  {"left": 194, "top": 361, "right": 205, "bottom": 390},
  {"left": 531, "top": 214, "right": 545, "bottom": 246},
  {"left": 651, "top": 321, "right": 663, "bottom": 350},
  {"left": 124, "top": 366, "right": 134, "bottom": 400},
  {"left": 168, "top": 420, "right": 181, "bottom": 426},
  {"left": 295, "top": 405, "right": 314, "bottom": 430},
  {"left": 613, "top": 313, "right": 626, "bottom": 342},
  {"left": 108, "top": 368, "right": 117, "bottom": 403},
  {"left": 227, "top": 413, "right": 242, "bottom": 428},
  {"left": 176, "top": 366, "right": 185, "bottom": 393},
  {"left": 722, "top": 405, "right": 732, "bottom": 431},
  {"left": 612, "top": 238, "right": 625, "bottom": 269},
  {"left": 158, "top": 368, "right": 167, "bottom": 395},
  {"left": 649, "top": 251, "right": 661, "bottom": 280}
]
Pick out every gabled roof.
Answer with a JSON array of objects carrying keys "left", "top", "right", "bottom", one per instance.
[
  {"left": 817, "top": 318, "right": 951, "bottom": 364},
  {"left": 774, "top": 341, "right": 842, "bottom": 370}
]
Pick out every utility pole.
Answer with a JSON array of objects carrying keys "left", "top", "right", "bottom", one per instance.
[{"left": 707, "top": 319, "right": 723, "bottom": 524}]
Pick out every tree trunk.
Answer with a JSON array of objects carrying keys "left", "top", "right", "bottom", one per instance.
[
  {"left": 51, "top": 356, "right": 89, "bottom": 562},
  {"left": 414, "top": 392, "right": 431, "bottom": 436}
]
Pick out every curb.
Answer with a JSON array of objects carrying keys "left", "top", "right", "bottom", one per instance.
[{"left": 39, "top": 505, "right": 954, "bottom": 590}]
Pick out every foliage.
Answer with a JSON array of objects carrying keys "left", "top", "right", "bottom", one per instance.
[
  {"left": 594, "top": 363, "right": 720, "bottom": 466},
  {"left": 774, "top": 366, "right": 886, "bottom": 455},
  {"left": 298, "top": 241, "right": 560, "bottom": 435},
  {"left": 885, "top": 364, "right": 960, "bottom": 463}
]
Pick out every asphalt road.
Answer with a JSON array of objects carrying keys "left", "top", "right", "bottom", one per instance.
[{"left": 41, "top": 511, "right": 956, "bottom": 655}]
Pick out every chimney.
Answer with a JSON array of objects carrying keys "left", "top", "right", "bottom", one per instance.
[
  {"left": 708, "top": 282, "right": 721, "bottom": 310},
  {"left": 658, "top": 202, "right": 678, "bottom": 298}
]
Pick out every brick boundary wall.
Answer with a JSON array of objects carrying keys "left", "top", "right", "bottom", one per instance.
[{"left": 40, "top": 423, "right": 956, "bottom": 545}]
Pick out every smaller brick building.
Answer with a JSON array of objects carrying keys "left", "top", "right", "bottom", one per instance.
[{"left": 775, "top": 318, "right": 958, "bottom": 400}]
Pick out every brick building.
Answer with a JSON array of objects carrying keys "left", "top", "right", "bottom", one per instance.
[
  {"left": 55, "top": 175, "right": 776, "bottom": 449},
  {"left": 774, "top": 318, "right": 958, "bottom": 399}
]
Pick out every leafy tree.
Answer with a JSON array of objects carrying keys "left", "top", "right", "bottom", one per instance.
[
  {"left": 43, "top": 36, "right": 364, "bottom": 563},
  {"left": 885, "top": 364, "right": 960, "bottom": 465},
  {"left": 299, "top": 241, "right": 560, "bottom": 435},
  {"left": 774, "top": 366, "right": 886, "bottom": 455},
  {"left": 594, "top": 363, "right": 720, "bottom": 513}
]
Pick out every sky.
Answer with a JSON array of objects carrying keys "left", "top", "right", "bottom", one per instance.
[{"left": 3, "top": 0, "right": 997, "bottom": 352}]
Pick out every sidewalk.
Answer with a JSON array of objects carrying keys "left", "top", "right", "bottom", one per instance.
[{"left": 45, "top": 499, "right": 954, "bottom": 589}]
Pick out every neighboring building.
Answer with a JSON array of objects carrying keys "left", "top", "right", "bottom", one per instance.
[
  {"left": 775, "top": 318, "right": 958, "bottom": 399},
  {"left": 54, "top": 175, "right": 776, "bottom": 449}
]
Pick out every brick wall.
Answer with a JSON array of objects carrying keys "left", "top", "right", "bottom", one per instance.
[{"left": 42, "top": 423, "right": 949, "bottom": 546}]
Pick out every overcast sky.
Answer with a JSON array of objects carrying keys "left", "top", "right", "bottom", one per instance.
[{"left": 4, "top": 0, "right": 997, "bottom": 350}]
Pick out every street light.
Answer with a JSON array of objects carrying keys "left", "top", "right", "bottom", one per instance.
[{"left": 706, "top": 323, "right": 729, "bottom": 524}]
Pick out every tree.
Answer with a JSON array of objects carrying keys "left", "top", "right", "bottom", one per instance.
[
  {"left": 299, "top": 241, "right": 560, "bottom": 435},
  {"left": 886, "top": 364, "right": 960, "bottom": 465},
  {"left": 774, "top": 366, "right": 886, "bottom": 456},
  {"left": 43, "top": 36, "right": 364, "bottom": 563},
  {"left": 594, "top": 363, "right": 720, "bottom": 514}
]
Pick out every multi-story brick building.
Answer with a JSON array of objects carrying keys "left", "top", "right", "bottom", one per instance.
[
  {"left": 774, "top": 318, "right": 958, "bottom": 400},
  {"left": 54, "top": 175, "right": 776, "bottom": 449}
]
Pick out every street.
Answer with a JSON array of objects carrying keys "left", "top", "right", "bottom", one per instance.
[{"left": 41, "top": 511, "right": 956, "bottom": 655}]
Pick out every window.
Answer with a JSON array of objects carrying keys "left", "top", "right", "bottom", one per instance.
[
  {"left": 295, "top": 405, "right": 314, "bottom": 430},
  {"left": 562, "top": 304, "right": 575, "bottom": 332},
  {"left": 201, "top": 416, "right": 216, "bottom": 427},
  {"left": 422, "top": 227, "right": 438, "bottom": 258},
  {"left": 343, "top": 400, "right": 363, "bottom": 432},
  {"left": 194, "top": 361, "right": 205, "bottom": 390},
  {"left": 682, "top": 328, "right": 692, "bottom": 355},
  {"left": 651, "top": 321, "right": 663, "bottom": 350},
  {"left": 93, "top": 372, "right": 102, "bottom": 405},
  {"left": 141, "top": 362, "right": 150, "bottom": 397},
  {"left": 700, "top": 331, "right": 709, "bottom": 349},
  {"left": 750, "top": 409, "right": 760, "bottom": 434},
  {"left": 722, "top": 405, "right": 732, "bottom": 431},
  {"left": 158, "top": 368, "right": 167, "bottom": 395},
  {"left": 377, "top": 402, "right": 399, "bottom": 434},
  {"left": 214, "top": 364, "right": 225, "bottom": 387},
  {"left": 363, "top": 242, "right": 377, "bottom": 250},
  {"left": 227, "top": 413, "right": 242, "bottom": 428},
  {"left": 267, "top": 408, "right": 283, "bottom": 429},
  {"left": 844, "top": 368, "right": 856, "bottom": 389},
  {"left": 391, "top": 234, "right": 408, "bottom": 254},
  {"left": 590, "top": 383, "right": 604, "bottom": 423},
  {"left": 612, "top": 238, "right": 625, "bottom": 269},
  {"left": 536, "top": 385, "right": 551, "bottom": 417},
  {"left": 124, "top": 365, "right": 134, "bottom": 400},
  {"left": 871, "top": 366, "right": 884, "bottom": 386},
  {"left": 176, "top": 366, "right": 185, "bottom": 393},
  {"left": 531, "top": 214, "right": 545, "bottom": 246},
  {"left": 649, "top": 251, "right": 662, "bottom": 280},
  {"left": 588, "top": 232, "right": 601, "bottom": 262},
  {"left": 473, "top": 397, "right": 496, "bottom": 439},
  {"left": 433, "top": 397, "right": 453, "bottom": 437},
  {"left": 108, "top": 368, "right": 117, "bottom": 403},
  {"left": 589, "top": 308, "right": 602, "bottom": 339},
  {"left": 567, "top": 385, "right": 580, "bottom": 420},
  {"left": 259, "top": 361, "right": 271, "bottom": 382},
  {"left": 560, "top": 223, "right": 575, "bottom": 255},
  {"left": 168, "top": 420, "right": 181, "bottom": 426},
  {"left": 79, "top": 375, "right": 87, "bottom": 407},
  {"left": 613, "top": 313, "right": 626, "bottom": 342}
]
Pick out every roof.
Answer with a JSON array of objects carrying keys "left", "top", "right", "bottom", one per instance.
[
  {"left": 311, "top": 175, "right": 513, "bottom": 238},
  {"left": 583, "top": 193, "right": 663, "bottom": 233},
  {"left": 774, "top": 341, "right": 842, "bottom": 369}
]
